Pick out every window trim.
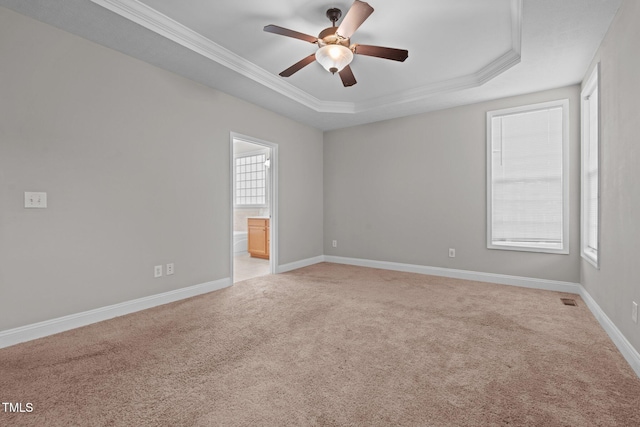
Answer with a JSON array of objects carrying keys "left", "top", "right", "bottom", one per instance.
[
  {"left": 486, "top": 99, "right": 570, "bottom": 254},
  {"left": 581, "top": 64, "right": 600, "bottom": 269}
]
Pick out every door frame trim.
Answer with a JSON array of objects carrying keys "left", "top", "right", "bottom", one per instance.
[{"left": 229, "top": 132, "right": 278, "bottom": 282}]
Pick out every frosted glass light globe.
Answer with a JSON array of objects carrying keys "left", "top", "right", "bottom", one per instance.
[{"left": 315, "top": 45, "right": 353, "bottom": 74}]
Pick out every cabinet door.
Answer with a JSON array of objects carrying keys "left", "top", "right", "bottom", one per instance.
[
  {"left": 248, "top": 218, "right": 269, "bottom": 259},
  {"left": 249, "top": 225, "right": 267, "bottom": 257}
]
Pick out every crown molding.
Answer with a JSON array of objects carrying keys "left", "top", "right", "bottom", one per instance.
[
  {"left": 90, "top": 0, "right": 355, "bottom": 114},
  {"left": 91, "top": 0, "right": 522, "bottom": 115},
  {"left": 355, "top": 0, "right": 522, "bottom": 113}
]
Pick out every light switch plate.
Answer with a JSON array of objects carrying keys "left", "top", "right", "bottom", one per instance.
[
  {"left": 154, "top": 265, "right": 163, "bottom": 278},
  {"left": 25, "top": 192, "right": 47, "bottom": 208}
]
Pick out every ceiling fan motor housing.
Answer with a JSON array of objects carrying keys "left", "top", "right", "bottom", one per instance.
[
  {"left": 318, "top": 27, "right": 350, "bottom": 48},
  {"left": 318, "top": 8, "right": 351, "bottom": 49}
]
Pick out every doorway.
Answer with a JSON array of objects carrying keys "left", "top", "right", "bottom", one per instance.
[{"left": 230, "top": 133, "right": 278, "bottom": 283}]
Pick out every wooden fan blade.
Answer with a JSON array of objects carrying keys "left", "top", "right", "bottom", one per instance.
[
  {"left": 354, "top": 44, "right": 409, "bottom": 62},
  {"left": 279, "top": 54, "right": 317, "bottom": 77},
  {"left": 263, "top": 25, "right": 318, "bottom": 44},
  {"left": 339, "top": 65, "right": 357, "bottom": 87},
  {"left": 336, "top": 0, "right": 374, "bottom": 39}
]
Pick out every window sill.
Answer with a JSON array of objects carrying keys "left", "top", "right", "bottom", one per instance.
[{"left": 488, "top": 242, "right": 569, "bottom": 255}]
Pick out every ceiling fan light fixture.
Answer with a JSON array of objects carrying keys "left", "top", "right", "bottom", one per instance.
[
  {"left": 315, "top": 44, "right": 353, "bottom": 74},
  {"left": 264, "top": 1, "right": 407, "bottom": 87}
]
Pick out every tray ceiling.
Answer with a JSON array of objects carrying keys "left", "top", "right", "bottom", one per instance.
[{"left": 0, "top": 0, "right": 622, "bottom": 130}]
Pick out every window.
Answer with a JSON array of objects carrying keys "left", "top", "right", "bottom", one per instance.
[
  {"left": 581, "top": 65, "right": 599, "bottom": 267},
  {"left": 487, "top": 99, "right": 569, "bottom": 253},
  {"left": 235, "top": 153, "right": 267, "bottom": 207}
]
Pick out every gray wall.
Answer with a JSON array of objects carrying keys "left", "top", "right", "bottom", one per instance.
[
  {"left": 581, "top": 0, "right": 640, "bottom": 354},
  {"left": 324, "top": 85, "right": 581, "bottom": 283},
  {"left": 0, "top": 7, "right": 324, "bottom": 330}
]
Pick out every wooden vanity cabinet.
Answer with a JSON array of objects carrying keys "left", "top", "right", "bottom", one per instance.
[{"left": 248, "top": 218, "right": 269, "bottom": 259}]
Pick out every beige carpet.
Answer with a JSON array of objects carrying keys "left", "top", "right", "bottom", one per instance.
[{"left": 1, "top": 263, "right": 639, "bottom": 426}]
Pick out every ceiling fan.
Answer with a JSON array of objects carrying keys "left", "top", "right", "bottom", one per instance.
[{"left": 264, "top": 0, "right": 409, "bottom": 87}]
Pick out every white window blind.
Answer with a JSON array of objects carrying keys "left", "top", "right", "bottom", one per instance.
[
  {"left": 487, "top": 100, "right": 569, "bottom": 253},
  {"left": 581, "top": 65, "right": 599, "bottom": 267}
]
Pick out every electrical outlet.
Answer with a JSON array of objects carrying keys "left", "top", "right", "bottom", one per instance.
[
  {"left": 332, "top": 240, "right": 337, "bottom": 248},
  {"left": 166, "top": 263, "right": 174, "bottom": 275},
  {"left": 154, "top": 265, "right": 163, "bottom": 278},
  {"left": 449, "top": 248, "right": 455, "bottom": 258},
  {"left": 633, "top": 301, "right": 638, "bottom": 324},
  {"left": 24, "top": 192, "right": 47, "bottom": 208}
]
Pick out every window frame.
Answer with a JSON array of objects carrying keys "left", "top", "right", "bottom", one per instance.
[
  {"left": 486, "top": 99, "right": 570, "bottom": 254},
  {"left": 581, "top": 64, "right": 600, "bottom": 268}
]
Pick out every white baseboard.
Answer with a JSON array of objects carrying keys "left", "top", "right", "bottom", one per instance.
[
  {"left": 3, "top": 254, "right": 639, "bottom": 379},
  {"left": 323, "top": 255, "right": 582, "bottom": 293},
  {"left": 277, "top": 255, "right": 326, "bottom": 274},
  {"left": 0, "top": 278, "right": 231, "bottom": 349},
  {"left": 578, "top": 288, "right": 640, "bottom": 377},
  {"left": 323, "top": 255, "right": 640, "bottom": 378}
]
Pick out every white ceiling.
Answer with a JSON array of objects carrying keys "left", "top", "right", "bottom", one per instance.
[{"left": 0, "top": 0, "right": 621, "bottom": 130}]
